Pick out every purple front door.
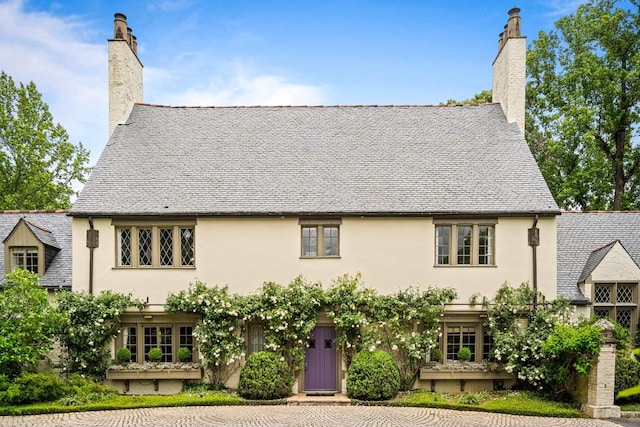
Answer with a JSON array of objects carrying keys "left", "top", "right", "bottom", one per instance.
[{"left": 304, "top": 326, "right": 336, "bottom": 391}]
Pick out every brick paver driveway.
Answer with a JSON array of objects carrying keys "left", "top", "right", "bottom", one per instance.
[{"left": 2, "top": 406, "right": 639, "bottom": 427}]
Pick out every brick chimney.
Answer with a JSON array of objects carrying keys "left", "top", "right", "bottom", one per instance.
[
  {"left": 108, "top": 13, "right": 143, "bottom": 136},
  {"left": 492, "top": 7, "right": 526, "bottom": 135}
]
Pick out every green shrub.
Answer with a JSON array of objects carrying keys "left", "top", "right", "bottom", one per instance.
[
  {"left": 116, "top": 347, "right": 131, "bottom": 364},
  {"left": 0, "top": 372, "right": 65, "bottom": 405},
  {"left": 430, "top": 347, "right": 443, "bottom": 362},
  {"left": 237, "top": 352, "right": 293, "bottom": 400},
  {"left": 178, "top": 347, "right": 192, "bottom": 363},
  {"left": 347, "top": 350, "right": 400, "bottom": 400},
  {"left": 457, "top": 347, "right": 472, "bottom": 362},
  {"left": 147, "top": 348, "right": 163, "bottom": 362},
  {"left": 616, "top": 356, "right": 640, "bottom": 399}
]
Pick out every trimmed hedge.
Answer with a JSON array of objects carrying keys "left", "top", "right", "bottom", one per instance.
[
  {"left": 616, "top": 356, "right": 640, "bottom": 400},
  {"left": 347, "top": 350, "right": 400, "bottom": 400},
  {"left": 237, "top": 352, "right": 293, "bottom": 400}
]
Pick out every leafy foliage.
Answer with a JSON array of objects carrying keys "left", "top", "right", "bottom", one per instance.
[
  {"left": 178, "top": 347, "right": 191, "bottom": 363},
  {"left": 443, "top": 89, "right": 493, "bottom": 105},
  {"left": 147, "top": 348, "right": 162, "bottom": 362},
  {"left": 615, "top": 356, "right": 640, "bottom": 399},
  {"left": 165, "top": 281, "right": 246, "bottom": 388},
  {"left": 244, "top": 276, "right": 324, "bottom": 377},
  {"left": 0, "top": 372, "right": 65, "bottom": 405},
  {"left": 457, "top": 347, "right": 472, "bottom": 362},
  {"left": 0, "top": 269, "right": 63, "bottom": 378},
  {"left": 325, "top": 274, "right": 379, "bottom": 369},
  {"left": 483, "top": 282, "right": 603, "bottom": 395},
  {"left": 347, "top": 350, "right": 400, "bottom": 400},
  {"left": 374, "top": 286, "right": 457, "bottom": 390},
  {"left": 526, "top": 0, "right": 640, "bottom": 210},
  {"left": 56, "top": 290, "right": 145, "bottom": 379},
  {"left": 0, "top": 71, "right": 90, "bottom": 209},
  {"left": 237, "top": 351, "right": 293, "bottom": 400}
]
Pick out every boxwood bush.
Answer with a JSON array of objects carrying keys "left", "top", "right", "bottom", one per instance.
[
  {"left": 347, "top": 350, "right": 400, "bottom": 400},
  {"left": 237, "top": 351, "right": 293, "bottom": 400},
  {"left": 615, "top": 356, "right": 640, "bottom": 400}
]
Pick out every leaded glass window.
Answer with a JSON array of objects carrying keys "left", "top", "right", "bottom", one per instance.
[
  {"left": 159, "top": 228, "right": 173, "bottom": 266},
  {"left": 180, "top": 228, "right": 195, "bottom": 266},
  {"left": 323, "top": 226, "right": 339, "bottom": 256},
  {"left": 138, "top": 228, "right": 152, "bottom": 266},
  {"left": 478, "top": 226, "right": 494, "bottom": 265},
  {"left": 117, "top": 229, "right": 132, "bottom": 266}
]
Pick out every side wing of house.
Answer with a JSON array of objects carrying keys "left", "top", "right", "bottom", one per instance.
[
  {"left": 558, "top": 212, "right": 640, "bottom": 338},
  {"left": 0, "top": 212, "right": 72, "bottom": 290}
]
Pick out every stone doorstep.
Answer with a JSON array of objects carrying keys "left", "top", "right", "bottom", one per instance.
[{"left": 287, "top": 393, "right": 351, "bottom": 406}]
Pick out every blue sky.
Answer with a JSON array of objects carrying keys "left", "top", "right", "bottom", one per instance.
[{"left": 1, "top": 0, "right": 583, "bottom": 164}]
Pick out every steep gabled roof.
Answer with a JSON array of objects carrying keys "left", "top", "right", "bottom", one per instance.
[
  {"left": 0, "top": 211, "right": 71, "bottom": 289},
  {"left": 577, "top": 240, "right": 617, "bottom": 284},
  {"left": 71, "top": 103, "right": 558, "bottom": 217},
  {"left": 557, "top": 212, "right": 640, "bottom": 302}
]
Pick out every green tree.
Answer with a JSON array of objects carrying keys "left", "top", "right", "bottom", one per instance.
[
  {"left": 0, "top": 71, "right": 90, "bottom": 209},
  {"left": 527, "top": 0, "right": 640, "bottom": 210},
  {"left": 0, "top": 269, "right": 63, "bottom": 378},
  {"left": 443, "top": 89, "right": 493, "bottom": 105}
]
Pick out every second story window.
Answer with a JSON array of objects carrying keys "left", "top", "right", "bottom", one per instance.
[
  {"left": 115, "top": 221, "right": 195, "bottom": 268},
  {"left": 435, "top": 220, "right": 496, "bottom": 266},
  {"left": 300, "top": 219, "right": 341, "bottom": 258}
]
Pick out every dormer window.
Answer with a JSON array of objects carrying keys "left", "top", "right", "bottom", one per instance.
[
  {"left": 10, "top": 247, "right": 39, "bottom": 273},
  {"left": 3, "top": 218, "right": 60, "bottom": 277}
]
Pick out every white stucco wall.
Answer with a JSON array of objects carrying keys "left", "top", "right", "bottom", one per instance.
[
  {"left": 72, "top": 215, "right": 557, "bottom": 306},
  {"left": 591, "top": 243, "right": 640, "bottom": 282}
]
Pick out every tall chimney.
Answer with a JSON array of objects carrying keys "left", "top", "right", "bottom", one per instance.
[
  {"left": 108, "top": 13, "right": 143, "bottom": 137},
  {"left": 492, "top": 7, "right": 526, "bottom": 135}
]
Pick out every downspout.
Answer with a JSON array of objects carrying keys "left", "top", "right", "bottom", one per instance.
[
  {"left": 86, "top": 217, "right": 99, "bottom": 295},
  {"left": 528, "top": 215, "right": 540, "bottom": 311}
]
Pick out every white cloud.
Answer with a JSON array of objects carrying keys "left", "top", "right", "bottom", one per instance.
[
  {"left": 0, "top": 0, "right": 328, "bottom": 166},
  {"left": 0, "top": 0, "right": 107, "bottom": 164},
  {"left": 538, "top": 0, "right": 583, "bottom": 17},
  {"left": 148, "top": 63, "right": 328, "bottom": 107}
]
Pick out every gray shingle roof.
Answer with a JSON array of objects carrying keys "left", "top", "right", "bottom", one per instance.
[
  {"left": 557, "top": 212, "right": 640, "bottom": 302},
  {"left": 0, "top": 212, "right": 71, "bottom": 289},
  {"left": 71, "top": 103, "right": 559, "bottom": 217},
  {"left": 24, "top": 220, "right": 60, "bottom": 249}
]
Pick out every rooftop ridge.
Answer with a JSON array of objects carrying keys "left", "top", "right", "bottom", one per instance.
[
  {"left": 23, "top": 218, "right": 54, "bottom": 234},
  {"left": 133, "top": 102, "right": 501, "bottom": 110},
  {"left": 0, "top": 210, "right": 68, "bottom": 214},
  {"left": 590, "top": 240, "right": 619, "bottom": 254},
  {"left": 561, "top": 210, "right": 640, "bottom": 214}
]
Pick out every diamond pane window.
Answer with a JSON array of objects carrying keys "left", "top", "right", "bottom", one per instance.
[
  {"left": 138, "top": 228, "right": 152, "bottom": 266},
  {"left": 594, "top": 286, "right": 611, "bottom": 304},
  {"left": 617, "top": 309, "right": 633, "bottom": 329},
  {"left": 180, "top": 228, "right": 194, "bottom": 266},
  {"left": 617, "top": 285, "right": 633, "bottom": 303},
  {"left": 159, "top": 228, "right": 173, "bottom": 266},
  {"left": 594, "top": 308, "right": 611, "bottom": 319},
  {"left": 117, "top": 229, "right": 132, "bottom": 266}
]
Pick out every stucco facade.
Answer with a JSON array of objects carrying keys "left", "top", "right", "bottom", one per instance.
[{"left": 72, "top": 215, "right": 557, "bottom": 306}]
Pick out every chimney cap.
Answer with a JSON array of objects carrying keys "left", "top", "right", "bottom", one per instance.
[
  {"left": 508, "top": 7, "right": 521, "bottom": 16},
  {"left": 114, "top": 12, "right": 127, "bottom": 20}
]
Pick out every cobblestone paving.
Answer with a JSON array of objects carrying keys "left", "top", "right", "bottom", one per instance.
[{"left": 2, "top": 406, "right": 639, "bottom": 427}]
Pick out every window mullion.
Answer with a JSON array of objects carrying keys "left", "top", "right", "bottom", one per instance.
[
  {"left": 317, "top": 225, "right": 324, "bottom": 256},
  {"left": 451, "top": 225, "right": 458, "bottom": 265},
  {"left": 131, "top": 227, "right": 139, "bottom": 267}
]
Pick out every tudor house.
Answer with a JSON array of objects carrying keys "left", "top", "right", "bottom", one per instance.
[{"left": 69, "top": 9, "right": 563, "bottom": 393}]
